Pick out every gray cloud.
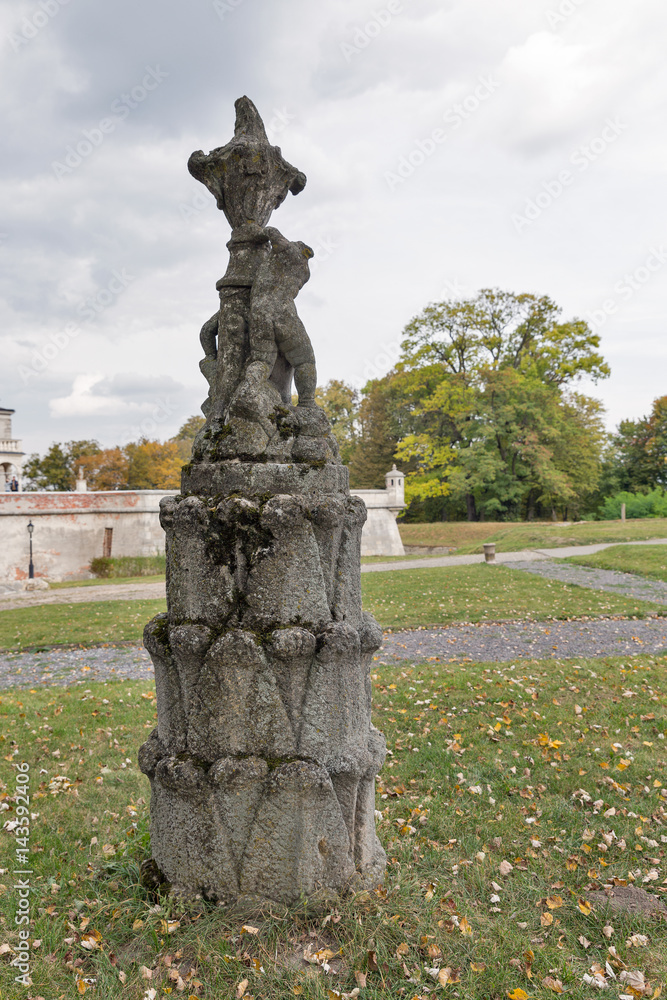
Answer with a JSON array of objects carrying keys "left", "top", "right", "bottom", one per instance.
[{"left": 1, "top": 0, "right": 666, "bottom": 454}]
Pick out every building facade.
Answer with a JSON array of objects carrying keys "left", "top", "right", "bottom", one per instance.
[
  {"left": 0, "top": 467, "right": 406, "bottom": 585},
  {"left": 0, "top": 408, "right": 24, "bottom": 492}
]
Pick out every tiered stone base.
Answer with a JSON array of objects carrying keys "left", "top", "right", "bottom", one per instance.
[{"left": 138, "top": 462, "right": 386, "bottom": 904}]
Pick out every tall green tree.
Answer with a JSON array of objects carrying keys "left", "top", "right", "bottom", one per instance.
[
  {"left": 348, "top": 379, "right": 401, "bottom": 488},
  {"left": 383, "top": 289, "right": 610, "bottom": 520},
  {"left": 603, "top": 395, "right": 667, "bottom": 494}
]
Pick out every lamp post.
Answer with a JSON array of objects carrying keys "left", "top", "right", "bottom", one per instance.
[{"left": 27, "top": 520, "right": 34, "bottom": 580}]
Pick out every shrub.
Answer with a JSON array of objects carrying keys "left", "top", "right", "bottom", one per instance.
[
  {"left": 90, "top": 555, "right": 166, "bottom": 578},
  {"left": 599, "top": 488, "right": 667, "bottom": 519}
]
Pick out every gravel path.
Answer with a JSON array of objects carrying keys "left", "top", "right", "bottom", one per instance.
[
  {"left": 0, "top": 643, "right": 154, "bottom": 690},
  {"left": 2, "top": 613, "right": 666, "bottom": 689},
  {"left": 379, "top": 616, "right": 667, "bottom": 664},
  {"left": 509, "top": 559, "right": 667, "bottom": 605}
]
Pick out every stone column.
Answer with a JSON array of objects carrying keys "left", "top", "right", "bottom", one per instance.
[{"left": 138, "top": 97, "right": 386, "bottom": 905}]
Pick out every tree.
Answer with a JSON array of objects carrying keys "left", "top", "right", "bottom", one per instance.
[
  {"left": 377, "top": 289, "right": 610, "bottom": 520},
  {"left": 171, "top": 414, "right": 205, "bottom": 464},
  {"left": 79, "top": 448, "right": 130, "bottom": 490},
  {"left": 348, "top": 379, "right": 401, "bottom": 488},
  {"left": 23, "top": 440, "right": 100, "bottom": 491},
  {"left": 315, "top": 380, "right": 359, "bottom": 465},
  {"left": 125, "top": 439, "right": 182, "bottom": 489},
  {"left": 603, "top": 395, "right": 667, "bottom": 495}
]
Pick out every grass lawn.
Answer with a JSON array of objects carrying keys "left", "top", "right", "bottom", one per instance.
[
  {"left": 1, "top": 654, "right": 666, "bottom": 998},
  {"left": 566, "top": 545, "right": 667, "bottom": 584},
  {"left": 49, "top": 575, "right": 165, "bottom": 591},
  {"left": 0, "top": 567, "right": 663, "bottom": 651},
  {"left": 0, "top": 600, "right": 167, "bottom": 652},
  {"left": 399, "top": 518, "right": 667, "bottom": 555},
  {"left": 361, "top": 564, "right": 663, "bottom": 632}
]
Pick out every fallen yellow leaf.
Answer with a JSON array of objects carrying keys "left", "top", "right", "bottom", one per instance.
[
  {"left": 508, "top": 989, "right": 529, "bottom": 1000},
  {"left": 541, "top": 912, "right": 554, "bottom": 927},
  {"left": 459, "top": 916, "right": 473, "bottom": 936},
  {"left": 578, "top": 898, "right": 593, "bottom": 916},
  {"left": 542, "top": 975, "right": 564, "bottom": 993},
  {"left": 546, "top": 895, "right": 563, "bottom": 909}
]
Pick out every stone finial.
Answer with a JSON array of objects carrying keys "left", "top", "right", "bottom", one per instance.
[{"left": 187, "top": 96, "right": 307, "bottom": 230}]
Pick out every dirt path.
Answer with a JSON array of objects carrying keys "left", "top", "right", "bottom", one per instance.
[{"left": 0, "top": 581, "right": 166, "bottom": 611}]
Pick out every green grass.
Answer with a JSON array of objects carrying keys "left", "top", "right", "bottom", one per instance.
[
  {"left": 1, "top": 654, "right": 666, "bottom": 998},
  {"left": 0, "top": 599, "right": 166, "bottom": 651},
  {"left": 0, "top": 566, "right": 663, "bottom": 651},
  {"left": 566, "top": 545, "right": 667, "bottom": 583},
  {"left": 49, "top": 575, "right": 165, "bottom": 590},
  {"left": 361, "top": 564, "right": 664, "bottom": 631},
  {"left": 399, "top": 517, "right": 667, "bottom": 555}
]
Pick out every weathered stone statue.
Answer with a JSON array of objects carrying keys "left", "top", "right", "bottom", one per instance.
[{"left": 138, "top": 97, "right": 386, "bottom": 904}]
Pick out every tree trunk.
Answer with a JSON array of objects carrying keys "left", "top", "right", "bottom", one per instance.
[{"left": 465, "top": 493, "right": 478, "bottom": 521}]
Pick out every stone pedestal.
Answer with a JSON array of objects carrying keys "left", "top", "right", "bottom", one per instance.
[
  {"left": 138, "top": 96, "right": 386, "bottom": 905},
  {"left": 139, "top": 463, "right": 386, "bottom": 903}
]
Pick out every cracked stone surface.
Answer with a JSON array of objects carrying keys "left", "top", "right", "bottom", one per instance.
[{"left": 138, "top": 98, "right": 385, "bottom": 905}]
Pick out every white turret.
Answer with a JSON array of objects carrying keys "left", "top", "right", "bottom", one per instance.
[{"left": 385, "top": 464, "right": 405, "bottom": 510}]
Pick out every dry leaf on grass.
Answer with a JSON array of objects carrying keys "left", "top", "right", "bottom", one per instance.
[
  {"left": 236, "top": 979, "right": 249, "bottom": 999},
  {"left": 542, "top": 975, "right": 565, "bottom": 993},
  {"left": 499, "top": 860, "right": 514, "bottom": 876}
]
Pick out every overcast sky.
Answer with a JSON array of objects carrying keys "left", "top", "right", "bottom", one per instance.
[{"left": 1, "top": 0, "right": 665, "bottom": 455}]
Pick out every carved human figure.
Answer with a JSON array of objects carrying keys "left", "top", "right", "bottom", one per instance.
[{"left": 248, "top": 227, "right": 317, "bottom": 407}]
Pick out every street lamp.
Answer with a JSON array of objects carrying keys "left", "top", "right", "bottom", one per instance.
[{"left": 27, "top": 520, "right": 34, "bottom": 580}]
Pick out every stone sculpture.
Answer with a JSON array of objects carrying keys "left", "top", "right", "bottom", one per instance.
[{"left": 138, "top": 97, "right": 386, "bottom": 904}]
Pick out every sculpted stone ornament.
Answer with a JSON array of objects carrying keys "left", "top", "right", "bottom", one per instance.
[{"left": 138, "top": 97, "right": 386, "bottom": 905}]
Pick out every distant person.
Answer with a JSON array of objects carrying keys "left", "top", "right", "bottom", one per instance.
[{"left": 10, "top": 477, "right": 19, "bottom": 491}]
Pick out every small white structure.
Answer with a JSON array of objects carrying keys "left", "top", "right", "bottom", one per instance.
[
  {"left": 0, "top": 408, "right": 24, "bottom": 492},
  {"left": 351, "top": 464, "right": 406, "bottom": 556}
]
